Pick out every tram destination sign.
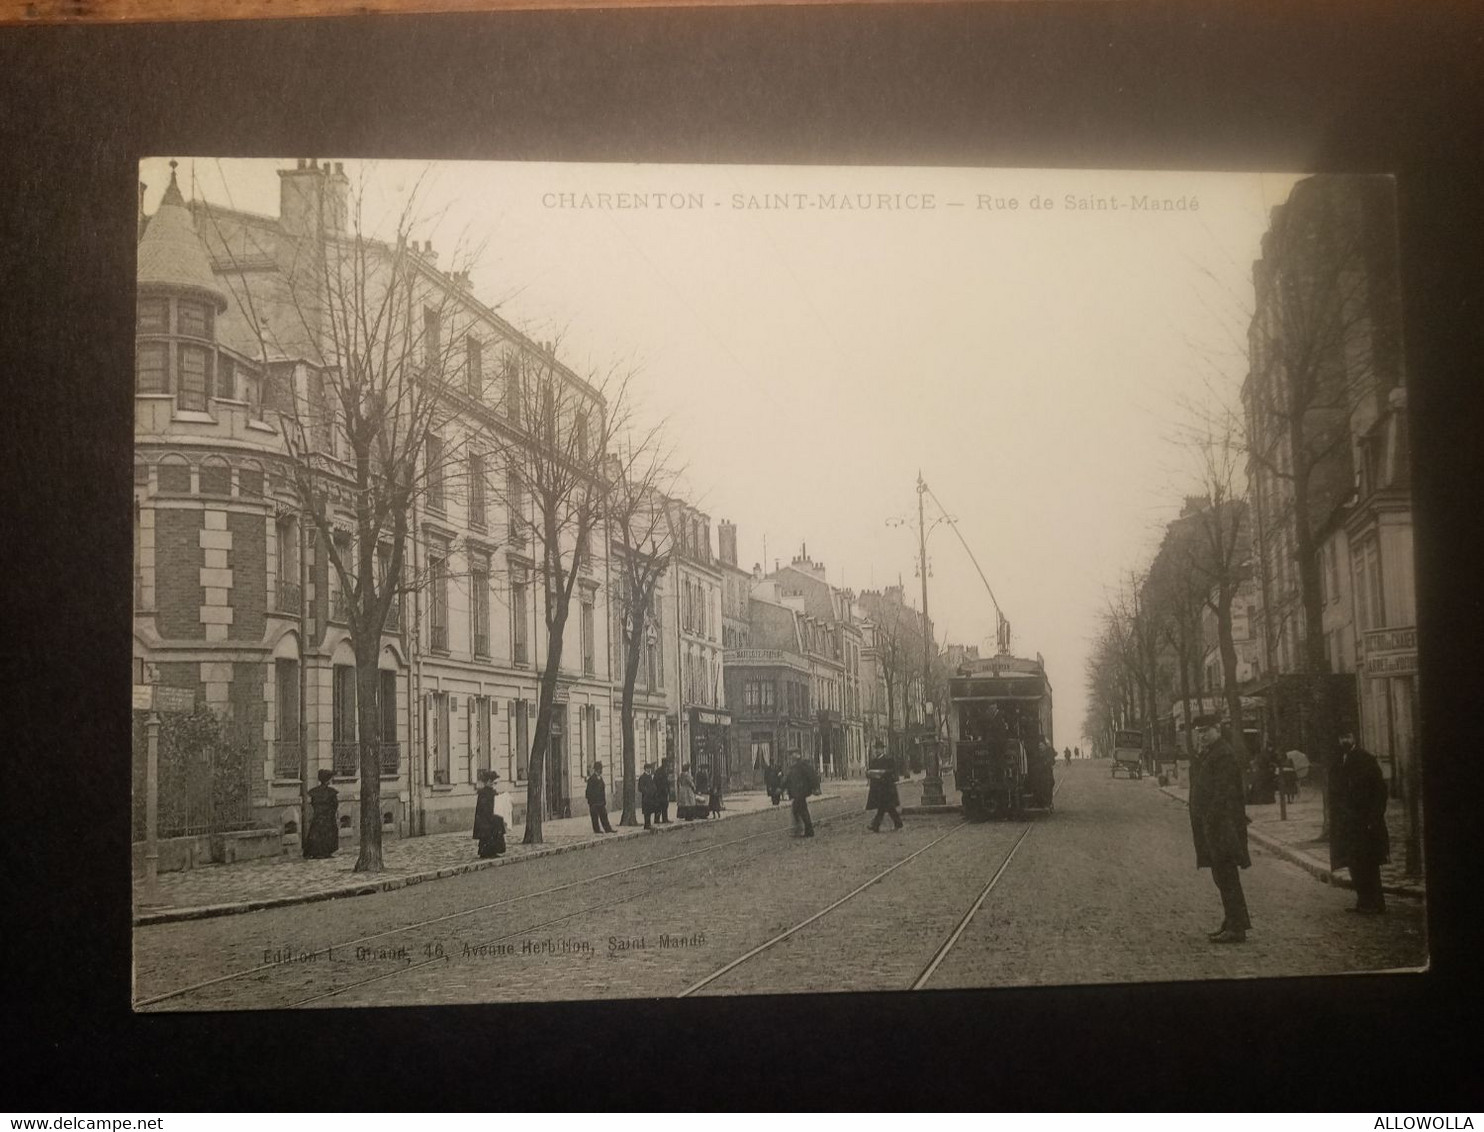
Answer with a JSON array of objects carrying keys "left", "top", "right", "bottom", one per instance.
[{"left": 950, "top": 676, "right": 1045, "bottom": 700}]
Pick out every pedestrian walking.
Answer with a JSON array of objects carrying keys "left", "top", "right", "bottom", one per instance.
[
  {"left": 865, "top": 738, "right": 903, "bottom": 832},
  {"left": 707, "top": 774, "right": 723, "bottom": 819},
  {"left": 473, "top": 770, "right": 507, "bottom": 858},
  {"left": 638, "top": 762, "right": 656, "bottom": 830},
  {"left": 764, "top": 760, "right": 783, "bottom": 806},
  {"left": 655, "top": 759, "right": 672, "bottom": 824},
  {"left": 1189, "top": 721, "right": 1252, "bottom": 943},
  {"left": 677, "top": 764, "right": 701, "bottom": 820},
  {"left": 586, "top": 761, "right": 615, "bottom": 834},
  {"left": 782, "top": 749, "right": 820, "bottom": 838},
  {"left": 303, "top": 768, "right": 340, "bottom": 859},
  {"left": 1330, "top": 730, "right": 1390, "bottom": 914},
  {"left": 1063, "top": 746, "right": 1072, "bottom": 765}
]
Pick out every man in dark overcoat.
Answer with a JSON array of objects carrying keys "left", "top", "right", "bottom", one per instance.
[
  {"left": 764, "top": 760, "right": 783, "bottom": 805},
  {"left": 1189, "top": 722, "right": 1252, "bottom": 942},
  {"left": 304, "top": 768, "right": 340, "bottom": 859},
  {"left": 586, "top": 761, "right": 615, "bottom": 834},
  {"left": 1330, "top": 729, "right": 1390, "bottom": 913},
  {"left": 866, "top": 739, "right": 903, "bottom": 831},
  {"left": 654, "top": 759, "right": 672, "bottom": 824},
  {"left": 782, "top": 749, "right": 819, "bottom": 838},
  {"left": 638, "top": 762, "right": 656, "bottom": 830}
]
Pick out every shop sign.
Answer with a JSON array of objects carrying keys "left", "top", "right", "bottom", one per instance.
[
  {"left": 1360, "top": 626, "right": 1418, "bottom": 678},
  {"left": 691, "top": 709, "right": 729, "bottom": 727},
  {"left": 132, "top": 685, "right": 154, "bottom": 711},
  {"left": 154, "top": 686, "right": 197, "bottom": 713}
]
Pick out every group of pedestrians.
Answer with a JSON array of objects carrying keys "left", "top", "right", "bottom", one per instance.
[{"left": 1187, "top": 721, "right": 1392, "bottom": 944}]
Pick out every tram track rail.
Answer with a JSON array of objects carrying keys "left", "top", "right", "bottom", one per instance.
[
  {"left": 679, "top": 780, "right": 1059, "bottom": 997},
  {"left": 135, "top": 802, "right": 866, "bottom": 1010}
]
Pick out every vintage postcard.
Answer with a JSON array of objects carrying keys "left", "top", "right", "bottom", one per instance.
[{"left": 129, "top": 159, "right": 1425, "bottom": 1010}]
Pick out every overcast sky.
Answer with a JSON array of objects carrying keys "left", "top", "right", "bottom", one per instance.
[{"left": 140, "top": 157, "right": 1299, "bottom": 747}]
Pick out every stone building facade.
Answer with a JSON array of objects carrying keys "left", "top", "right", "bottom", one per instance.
[{"left": 135, "top": 159, "right": 617, "bottom": 861}]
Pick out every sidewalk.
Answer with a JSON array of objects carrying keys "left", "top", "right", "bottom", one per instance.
[
  {"left": 134, "top": 789, "right": 840, "bottom": 927},
  {"left": 1156, "top": 774, "right": 1424, "bottom": 901}
]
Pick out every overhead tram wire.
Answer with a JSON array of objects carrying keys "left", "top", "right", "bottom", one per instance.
[{"left": 921, "top": 479, "right": 1012, "bottom": 651}]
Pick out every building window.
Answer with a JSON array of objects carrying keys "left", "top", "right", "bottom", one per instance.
[
  {"left": 504, "top": 353, "right": 522, "bottom": 424},
  {"left": 575, "top": 411, "right": 589, "bottom": 461},
  {"left": 426, "top": 435, "right": 446, "bottom": 513},
  {"left": 380, "top": 670, "right": 398, "bottom": 746},
  {"left": 177, "top": 300, "right": 213, "bottom": 340},
  {"left": 137, "top": 298, "right": 169, "bottom": 334},
  {"left": 429, "top": 550, "right": 449, "bottom": 652},
  {"left": 424, "top": 307, "right": 442, "bottom": 368},
  {"left": 215, "top": 355, "right": 235, "bottom": 401},
  {"left": 176, "top": 344, "right": 211, "bottom": 411},
  {"left": 585, "top": 705, "right": 598, "bottom": 769},
  {"left": 506, "top": 468, "right": 525, "bottom": 546},
  {"left": 332, "top": 664, "right": 357, "bottom": 776},
  {"left": 582, "top": 597, "right": 596, "bottom": 676},
  {"left": 471, "top": 556, "right": 491, "bottom": 658},
  {"left": 430, "top": 691, "right": 450, "bottom": 785},
  {"left": 646, "top": 637, "right": 659, "bottom": 690},
  {"left": 472, "top": 696, "right": 491, "bottom": 781},
  {"left": 466, "top": 335, "right": 483, "bottom": 397},
  {"left": 469, "top": 453, "right": 487, "bottom": 531},
  {"left": 136, "top": 342, "right": 168, "bottom": 394},
  {"left": 275, "top": 659, "right": 301, "bottom": 780},
  {"left": 512, "top": 698, "right": 530, "bottom": 779},
  {"left": 511, "top": 573, "right": 529, "bottom": 665}
]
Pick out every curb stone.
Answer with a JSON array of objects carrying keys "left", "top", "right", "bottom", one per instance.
[
  {"left": 1157, "top": 784, "right": 1424, "bottom": 901},
  {"left": 134, "top": 792, "right": 842, "bottom": 927}
]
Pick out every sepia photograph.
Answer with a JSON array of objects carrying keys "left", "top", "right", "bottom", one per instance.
[{"left": 126, "top": 157, "right": 1427, "bottom": 1011}]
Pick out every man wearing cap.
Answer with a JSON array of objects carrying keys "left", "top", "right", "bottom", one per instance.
[
  {"left": 638, "top": 762, "right": 657, "bottom": 830},
  {"left": 1189, "top": 721, "right": 1252, "bottom": 943},
  {"left": 866, "top": 738, "right": 903, "bottom": 832},
  {"left": 474, "top": 770, "right": 507, "bottom": 858},
  {"left": 1330, "top": 729, "right": 1390, "bottom": 914}
]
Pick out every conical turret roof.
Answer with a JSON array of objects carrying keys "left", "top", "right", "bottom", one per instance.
[{"left": 137, "top": 162, "right": 228, "bottom": 311}]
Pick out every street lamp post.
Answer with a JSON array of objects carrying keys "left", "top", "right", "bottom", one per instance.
[{"left": 917, "top": 474, "right": 947, "bottom": 807}]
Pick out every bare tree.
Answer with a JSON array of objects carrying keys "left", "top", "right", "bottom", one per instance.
[
  {"left": 605, "top": 434, "right": 681, "bottom": 826},
  {"left": 858, "top": 588, "right": 925, "bottom": 772},
  {"left": 1146, "top": 515, "right": 1209, "bottom": 758},
  {"left": 202, "top": 173, "right": 481, "bottom": 872},
  {"left": 1245, "top": 176, "right": 1400, "bottom": 801},
  {"left": 483, "top": 344, "right": 627, "bottom": 843},
  {"left": 1181, "top": 420, "right": 1252, "bottom": 755}
]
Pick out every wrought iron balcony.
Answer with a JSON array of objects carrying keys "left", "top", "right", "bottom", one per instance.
[
  {"left": 380, "top": 742, "right": 400, "bottom": 777},
  {"left": 332, "top": 741, "right": 359, "bottom": 778},
  {"left": 273, "top": 740, "right": 302, "bottom": 780},
  {"left": 474, "top": 631, "right": 491, "bottom": 659},
  {"left": 383, "top": 600, "right": 401, "bottom": 632},
  {"left": 330, "top": 590, "right": 350, "bottom": 624},
  {"left": 431, "top": 624, "right": 449, "bottom": 652},
  {"left": 276, "top": 579, "right": 302, "bottom": 614}
]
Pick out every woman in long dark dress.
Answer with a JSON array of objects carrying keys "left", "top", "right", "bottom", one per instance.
[
  {"left": 473, "top": 770, "right": 504, "bottom": 858},
  {"left": 304, "top": 769, "right": 339, "bottom": 859}
]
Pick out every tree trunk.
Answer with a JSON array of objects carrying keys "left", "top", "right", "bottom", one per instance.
[
  {"left": 1291, "top": 434, "right": 1335, "bottom": 839},
  {"left": 353, "top": 646, "right": 384, "bottom": 872},
  {"left": 1177, "top": 622, "right": 1194, "bottom": 758},
  {"left": 618, "top": 624, "right": 644, "bottom": 826},
  {"left": 524, "top": 607, "right": 570, "bottom": 844},
  {"left": 1215, "top": 590, "right": 1246, "bottom": 762}
]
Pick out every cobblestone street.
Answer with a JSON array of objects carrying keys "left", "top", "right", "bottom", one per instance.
[{"left": 134, "top": 762, "right": 1426, "bottom": 1011}]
